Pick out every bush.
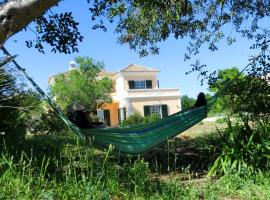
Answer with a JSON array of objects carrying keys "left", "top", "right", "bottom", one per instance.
[
  {"left": 143, "top": 113, "right": 160, "bottom": 124},
  {"left": 209, "top": 116, "right": 270, "bottom": 176},
  {"left": 26, "top": 102, "right": 66, "bottom": 134},
  {"left": 208, "top": 72, "right": 270, "bottom": 176},
  {"left": 0, "top": 61, "right": 27, "bottom": 141},
  {"left": 120, "top": 113, "right": 160, "bottom": 127},
  {"left": 120, "top": 113, "right": 143, "bottom": 127}
]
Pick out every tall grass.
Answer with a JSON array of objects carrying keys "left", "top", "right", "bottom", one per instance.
[
  {"left": 0, "top": 133, "right": 270, "bottom": 199},
  {"left": 209, "top": 118, "right": 270, "bottom": 176}
]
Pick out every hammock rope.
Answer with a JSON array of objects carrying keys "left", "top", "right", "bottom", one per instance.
[{"left": 1, "top": 46, "right": 254, "bottom": 154}]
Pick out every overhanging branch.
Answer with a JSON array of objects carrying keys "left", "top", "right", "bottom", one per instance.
[{"left": 0, "top": 0, "right": 60, "bottom": 45}]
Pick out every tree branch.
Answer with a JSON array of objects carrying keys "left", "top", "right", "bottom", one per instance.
[{"left": 0, "top": 0, "right": 60, "bottom": 45}]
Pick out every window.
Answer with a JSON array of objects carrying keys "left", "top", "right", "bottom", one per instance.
[
  {"left": 150, "top": 105, "right": 161, "bottom": 117},
  {"left": 118, "top": 107, "right": 126, "bottom": 123},
  {"left": 144, "top": 104, "right": 168, "bottom": 118},
  {"left": 134, "top": 81, "right": 146, "bottom": 89},
  {"left": 97, "top": 109, "right": 111, "bottom": 126},
  {"left": 128, "top": 80, "right": 152, "bottom": 89}
]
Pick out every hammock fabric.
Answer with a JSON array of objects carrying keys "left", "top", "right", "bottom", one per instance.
[
  {"left": 83, "top": 106, "right": 208, "bottom": 154},
  {"left": 2, "top": 47, "right": 215, "bottom": 154}
]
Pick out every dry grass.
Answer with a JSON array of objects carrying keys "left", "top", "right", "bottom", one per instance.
[{"left": 179, "top": 121, "right": 227, "bottom": 139}]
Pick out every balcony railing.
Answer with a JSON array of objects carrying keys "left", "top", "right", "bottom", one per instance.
[{"left": 126, "top": 88, "right": 180, "bottom": 98}]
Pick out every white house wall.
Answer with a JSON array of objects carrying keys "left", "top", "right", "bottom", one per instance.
[
  {"left": 129, "top": 96, "right": 181, "bottom": 117},
  {"left": 115, "top": 76, "right": 128, "bottom": 107}
]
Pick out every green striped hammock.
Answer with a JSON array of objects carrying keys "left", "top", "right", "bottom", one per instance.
[
  {"left": 82, "top": 106, "right": 207, "bottom": 154},
  {"left": 2, "top": 47, "right": 212, "bottom": 154}
]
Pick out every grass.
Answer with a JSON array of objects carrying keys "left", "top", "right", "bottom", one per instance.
[
  {"left": 0, "top": 124, "right": 269, "bottom": 199},
  {"left": 180, "top": 121, "right": 227, "bottom": 138}
]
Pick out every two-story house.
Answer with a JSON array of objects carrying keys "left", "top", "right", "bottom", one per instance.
[
  {"left": 96, "top": 64, "right": 181, "bottom": 126},
  {"left": 49, "top": 63, "right": 181, "bottom": 127}
]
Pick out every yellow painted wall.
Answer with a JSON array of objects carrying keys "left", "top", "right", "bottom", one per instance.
[
  {"left": 130, "top": 97, "right": 180, "bottom": 117},
  {"left": 102, "top": 102, "right": 119, "bottom": 127}
]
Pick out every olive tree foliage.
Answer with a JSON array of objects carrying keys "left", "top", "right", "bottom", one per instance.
[
  {"left": 1, "top": 1, "right": 270, "bottom": 81},
  {"left": 91, "top": 0, "right": 270, "bottom": 86},
  {"left": 50, "top": 57, "right": 113, "bottom": 113},
  {"left": 90, "top": 1, "right": 270, "bottom": 59},
  {"left": 0, "top": 0, "right": 269, "bottom": 57},
  {"left": 0, "top": 0, "right": 81, "bottom": 53}
]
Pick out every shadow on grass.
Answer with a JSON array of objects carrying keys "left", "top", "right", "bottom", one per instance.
[
  {"left": 138, "top": 133, "right": 222, "bottom": 175},
  {"left": 0, "top": 131, "right": 222, "bottom": 178}
]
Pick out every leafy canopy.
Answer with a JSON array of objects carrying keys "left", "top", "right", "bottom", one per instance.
[
  {"left": 209, "top": 66, "right": 270, "bottom": 115},
  {"left": 208, "top": 67, "right": 245, "bottom": 113},
  {"left": 1, "top": 0, "right": 269, "bottom": 58},
  {"left": 50, "top": 57, "right": 113, "bottom": 112},
  {"left": 180, "top": 95, "right": 196, "bottom": 110}
]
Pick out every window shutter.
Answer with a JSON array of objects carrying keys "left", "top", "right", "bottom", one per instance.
[
  {"left": 128, "top": 81, "right": 135, "bottom": 89},
  {"left": 146, "top": 80, "right": 152, "bottom": 89},
  {"left": 118, "top": 108, "right": 121, "bottom": 123},
  {"left": 161, "top": 105, "right": 168, "bottom": 118},
  {"left": 123, "top": 107, "right": 127, "bottom": 120},
  {"left": 144, "top": 105, "right": 150, "bottom": 117}
]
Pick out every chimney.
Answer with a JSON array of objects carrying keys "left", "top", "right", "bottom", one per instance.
[{"left": 69, "top": 60, "right": 76, "bottom": 71}]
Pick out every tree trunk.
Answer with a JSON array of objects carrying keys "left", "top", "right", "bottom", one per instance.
[{"left": 0, "top": 0, "right": 60, "bottom": 46}]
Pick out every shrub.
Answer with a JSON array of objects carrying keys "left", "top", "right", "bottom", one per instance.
[
  {"left": 209, "top": 117, "right": 270, "bottom": 176},
  {"left": 120, "top": 113, "right": 160, "bottom": 127},
  {"left": 26, "top": 102, "right": 66, "bottom": 134},
  {"left": 120, "top": 113, "right": 144, "bottom": 127},
  {"left": 143, "top": 113, "right": 160, "bottom": 124},
  {"left": 208, "top": 71, "right": 270, "bottom": 176},
  {"left": 0, "top": 60, "right": 27, "bottom": 141}
]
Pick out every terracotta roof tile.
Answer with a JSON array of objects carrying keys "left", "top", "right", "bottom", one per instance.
[
  {"left": 120, "top": 64, "right": 159, "bottom": 72},
  {"left": 98, "top": 70, "right": 116, "bottom": 77}
]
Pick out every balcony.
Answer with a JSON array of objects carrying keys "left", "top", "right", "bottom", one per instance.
[{"left": 126, "top": 88, "right": 180, "bottom": 99}]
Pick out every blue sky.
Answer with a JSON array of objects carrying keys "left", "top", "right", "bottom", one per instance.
[{"left": 4, "top": 0, "right": 255, "bottom": 97}]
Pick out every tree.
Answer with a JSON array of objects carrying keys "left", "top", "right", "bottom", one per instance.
[
  {"left": 50, "top": 56, "right": 113, "bottom": 113},
  {"left": 208, "top": 66, "right": 270, "bottom": 122},
  {"left": 208, "top": 67, "right": 245, "bottom": 113},
  {"left": 1, "top": 0, "right": 270, "bottom": 59},
  {"left": 1, "top": 0, "right": 270, "bottom": 96},
  {"left": 208, "top": 72, "right": 270, "bottom": 175},
  {"left": 180, "top": 95, "right": 195, "bottom": 110}
]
